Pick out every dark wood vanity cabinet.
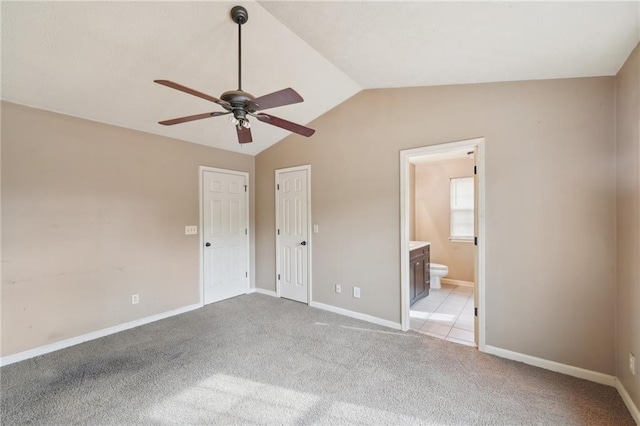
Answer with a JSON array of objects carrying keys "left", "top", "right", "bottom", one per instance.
[{"left": 410, "top": 245, "right": 430, "bottom": 306}]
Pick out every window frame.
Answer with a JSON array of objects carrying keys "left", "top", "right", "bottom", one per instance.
[{"left": 449, "top": 176, "right": 475, "bottom": 243}]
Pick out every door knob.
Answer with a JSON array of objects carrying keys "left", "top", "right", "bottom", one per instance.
[
  {"left": 205, "top": 242, "right": 211, "bottom": 247},
  {"left": 300, "top": 241, "right": 307, "bottom": 246}
]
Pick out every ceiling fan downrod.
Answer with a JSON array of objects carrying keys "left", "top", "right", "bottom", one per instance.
[{"left": 231, "top": 6, "right": 248, "bottom": 91}]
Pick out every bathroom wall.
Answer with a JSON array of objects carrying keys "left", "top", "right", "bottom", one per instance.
[
  {"left": 414, "top": 157, "right": 475, "bottom": 283},
  {"left": 615, "top": 42, "right": 640, "bottom": 412}
]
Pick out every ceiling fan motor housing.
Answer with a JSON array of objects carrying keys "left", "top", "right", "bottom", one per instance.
[
  {"left": 221, "top": 90, "right": 257, "bottom": 123},
  {"left": 221, "top": 90, "right": 255, "bottom": 106}
]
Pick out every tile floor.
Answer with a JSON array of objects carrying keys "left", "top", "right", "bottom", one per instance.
[{"left": 410, "top": 284, "right": 476, "bottom": 347}]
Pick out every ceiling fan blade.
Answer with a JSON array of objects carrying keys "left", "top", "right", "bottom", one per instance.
[
  {"left": 154, "top": 80, "right": 230, "bottom": 109},
  {"left": 159, "top": 111, "right": 230, "bottom": 126},
  {"left": 247, "top": 88, "right": 303, "bottom": 111},
  {"left": 255, "top": 113, "right": 315, "bottom": 137},
  {"left": 236, "top": 125, "right": 253, "bottom": 144}
]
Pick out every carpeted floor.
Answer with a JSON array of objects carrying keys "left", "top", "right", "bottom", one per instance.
[{"left": 1, "top": 294, "right": 634, "bottom": 425}]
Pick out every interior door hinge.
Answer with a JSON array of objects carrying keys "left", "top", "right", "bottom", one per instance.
[
  {"left": 277, "top": 229, "right": 280, "bottom": 235},
  {"left": 244, "top": 185, "right": 247, "bottom": 192},
  {"left": 278, "top": 274, "right": 280, "bottom": 280},
  {"left": 245, "top": 272, "right": 248, "bottom": 278},
  {"left": 474, "top": 307, "right": 478, "bottom": 317},
  {"left": 245, "top": 229, "right": 247, "bottom": 235},
  {"left": 474, "top": 165, "right": 477, "bottom": 175},
  {"left": 474, "top": 236, "right": 478, "bottom": 246},
  {"left": 277, "top": 184, "right": 280, "bottom": 190}
]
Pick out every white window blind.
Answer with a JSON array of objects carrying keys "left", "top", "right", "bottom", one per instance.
[{"left": 450, "top": 176, "right": 474, "bottom": 241}]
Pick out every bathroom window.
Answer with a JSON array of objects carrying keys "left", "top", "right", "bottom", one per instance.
[{"left": 450, "top": 176, "right": 474, "bottom": 242}]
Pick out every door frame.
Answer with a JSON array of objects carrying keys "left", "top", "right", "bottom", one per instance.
[
  {"left": 274, "top": 164, "right": 312, "bottom": 304},
  {"left": 399, "top": 137, "right": 486, "bottom": 352},
  {"left": 198, "top": 166, "right": 251, "bottom": 307}
]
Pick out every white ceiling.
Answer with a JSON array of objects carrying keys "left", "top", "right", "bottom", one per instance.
[
  {"left": 0, "top": 1, "right": 360, "bottom": 155},
  {"left": 2, "top": 2, "right": 639, "bottom": 155},
  {"left": 261, "top": 1, "right": 640, "bottom": 89}
]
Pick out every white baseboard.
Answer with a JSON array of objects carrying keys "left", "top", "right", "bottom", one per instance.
[
  {"left": 0, "top": 303, "right": 202, "bottom": 367},
  {"left": 615, "top": 378, "right": 640, "bottom": 424},
  {"left": 441, "top": 278, "right": 474, "bottom": 288},
  {"left": 248, "top": 288, "right": 277, "bottom": 297},
  {"left": 484, "top": 345, "right": 616, "bottom": 387},
  {"left": 309, "top": 301, "right": 401, "bottom": 330}
]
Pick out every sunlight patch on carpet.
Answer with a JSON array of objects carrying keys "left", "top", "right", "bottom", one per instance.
[{"left": 146, "top": 374, "right": 319, "bottom": 424}]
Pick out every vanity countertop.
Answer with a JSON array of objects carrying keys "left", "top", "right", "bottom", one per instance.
[{"left": 409, "top": 241, "right": 430, "bottom": 250}]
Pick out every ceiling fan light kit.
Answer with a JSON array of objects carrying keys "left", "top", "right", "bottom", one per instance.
[{"left": 154, "top": 5, "right": 315, "bottom": 145}]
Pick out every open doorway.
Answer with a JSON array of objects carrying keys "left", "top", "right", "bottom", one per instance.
[{"left": 400, "top": 138, "right": 485, "bottom": 351}]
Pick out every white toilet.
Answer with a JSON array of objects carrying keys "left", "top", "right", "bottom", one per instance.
[{"left": 430, "top": 263, "right": 449, "bottom": 289}]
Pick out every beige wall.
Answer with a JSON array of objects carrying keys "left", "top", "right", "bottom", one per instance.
[
  {"left": 415, "top": 158, "right": 474, "bottom": 282},
  {"left": 1, "top": 102, "right": 255, "bottom": 357},
  {"left": 615, "top": 43, "right": 640, "bottom": 410},
  {"left": 256, "top": 77, "right": 616, "bottom": 374}
]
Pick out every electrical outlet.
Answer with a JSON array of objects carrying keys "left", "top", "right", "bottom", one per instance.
[
  {"left": 185, "top": 226, "right": 198, "bottom": 235},
  {"left": 132, "top": 294, "right": 139, "bottom": 305},
  {"left": 313, "top": 224, "right": 319, "bottom": 233},
  {"left": 353, "top": 287, "right": 361, "bottom": 298},
  {"left": 335, "top": 284, "right": 341, "bottom": 294},
  {"left": 630, "top": 353, "right": 636, "bottom": 375}
]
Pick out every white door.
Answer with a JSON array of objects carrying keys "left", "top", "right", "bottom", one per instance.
[
  {"left": 203, "top": 170, "right": 248, "bottom": 304},
  {"left": 277, "top": 168, "right": 309, "bottom": 303}
]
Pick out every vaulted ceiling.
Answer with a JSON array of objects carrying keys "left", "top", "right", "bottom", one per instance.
[{"left": 2, "top": 1, "right": 639, "bottom": 155}]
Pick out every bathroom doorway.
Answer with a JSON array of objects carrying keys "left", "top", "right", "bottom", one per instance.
[{"left": 399, "top": 138, "right": 486, "bottom": 351}]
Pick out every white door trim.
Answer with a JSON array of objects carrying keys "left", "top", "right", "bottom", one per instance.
[
  {"left": 275, "top": 165, "right": 312, "bottom": 304},
  {"left": 199, "top": 166, "right": 251, "bottom": 307},
  {"left": 399, "top": 138, "right": 487, "bottom": 352}
]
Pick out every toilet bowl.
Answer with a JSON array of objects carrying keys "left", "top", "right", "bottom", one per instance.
[{"left": 430, "top": 263, "right": 449, "bottom": 289}]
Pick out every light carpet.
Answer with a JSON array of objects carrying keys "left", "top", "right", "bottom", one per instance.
[{"left": 1, "top": 294, "right": 634, "bottom": 425}]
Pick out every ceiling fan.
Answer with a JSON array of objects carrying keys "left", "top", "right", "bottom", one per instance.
[{"left": 155, "top": 5, "right": 315, "bottom": 144}]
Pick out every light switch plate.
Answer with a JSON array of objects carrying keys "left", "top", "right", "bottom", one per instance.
[
  {"left": 353, "top": 287, "right": 361, "bottom": 298},
  {"left": 313, "top": 224, "right": 319, "bottom": 233},
  {"left": 132, "top": 294, "right": 139, "bottom": 305},
  {"left": 185, "top": 226, "right": 198, "bottom": 235}
]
